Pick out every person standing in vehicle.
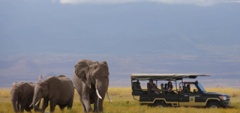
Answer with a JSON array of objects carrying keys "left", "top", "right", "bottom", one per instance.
[{"left": 147, "top": 79, "right": 160, "bottom": 94}]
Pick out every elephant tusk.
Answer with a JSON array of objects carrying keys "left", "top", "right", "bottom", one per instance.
[
  {"left": 106, "top": 92, "right": 112, "bottom": 102},
  {"left": 19, "top": 104, "right": 21, "bottom": 110},
  {"left": 29, "top": 103, "right": 33, "bottom": 107},
  {"left": 96, "top": 89, "right": 102, "bottom": 99},
  {"left": 35, "top": 100, "right": 40, "bottom": 106}
]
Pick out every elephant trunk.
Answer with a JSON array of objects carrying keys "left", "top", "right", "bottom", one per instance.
[
  {"left": 11, "top": 93, "right": 18, "bottom": 113},
  {"left": 31, "top": 89, "right": 42, "bottom": 111},
  {"left": 95, "top": 80, "right": 102, "bottom": 113},
  {"left": 95, "top": 78, "right": 109, "bottom": 112}
]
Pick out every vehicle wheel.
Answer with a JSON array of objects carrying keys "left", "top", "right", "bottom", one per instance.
[
  {"left": 207, "top": 101, "right": 220, "bottom": 108},
  {"left": 154, "top": 101, "right": 167, "bottom": 107}
]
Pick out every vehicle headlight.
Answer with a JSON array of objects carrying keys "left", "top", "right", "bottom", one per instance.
[{"left": 219, "top": 96, "right": 227, "bottom": 100}]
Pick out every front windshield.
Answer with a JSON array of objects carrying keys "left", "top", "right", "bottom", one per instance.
[{"left": 198, "top": 82, "right": 206, "bottom": 93}]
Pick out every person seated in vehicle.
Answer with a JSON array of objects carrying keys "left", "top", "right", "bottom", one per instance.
[
  {"left": 167, "top": 81, "right": 176, "bottom": 94},
  {"left": 160, "top": 83, "right": 165, "bottom": 93},
  {"left": 132, "top": 80, "right": 142, "bottom": 91},
  {"left": 147, "top": 79, "right": 160, "bottom": 94},
  {"left": 183, "top": 84, "right": 190, "bottom": 93},
  {"left": 164, "top": 83, "right": 168, "bottom": 90},
  {"left": 167, "top": 81, "right": 173, "bottom": 91}
]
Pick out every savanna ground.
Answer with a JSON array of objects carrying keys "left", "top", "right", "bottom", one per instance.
[{"left": 0, "top": 87, "right": 240, "bottom": 113}]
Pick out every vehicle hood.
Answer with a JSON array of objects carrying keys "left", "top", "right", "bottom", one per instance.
[{"left": 205, "top": 92, "right": 230, "bottom": 98}]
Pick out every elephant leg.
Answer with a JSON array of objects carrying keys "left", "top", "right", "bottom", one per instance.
[
  {"left": 79, "top": 98, "right": 87, "bottom": 112},
  {"left": 94, "top": 98, "right": 103, "bottom": 112},
  {"left": 25, "top": 108, "right": 32, "bottom": 113},
  {"left": 67, "top": 98, "right": 73, "bottom": 109},
  {"left": 41, "top": 99, "right": 48, "bottom": 113},
  {"left": 81, "top": 97, "right": 92, "bottom": 113},
  {"left": 20, "top": 109, "right": 24, "bottom": 113},
  {"left": 17, "top": 104, "right": 20, "bottom": 112},
  {"left": 50, "top": 101, "right": 57, "bottom": 113},
  {"left": 19, "top": 102, "right": 24, "bottom": 113},
  {"left": 22, "top": 98, "right": 29, "bottom": 111},
  {"left": 21, "top": 103, "right": 26, "bottom": 113},
  {"left": 25, "top": 107, "right": 32, "bottom": 113},
  {"left": 59, "top": 105, "right": 65, "bottom": 111}
]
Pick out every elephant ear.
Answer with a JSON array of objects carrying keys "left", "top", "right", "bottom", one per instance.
[
  {"left": 102, "top": 61, "right": 109, "bottom": 75},
  {"left": 75, "top": 61, "right": 88, "bottom": 79},
  {"left": 10, "top": 82, "right": 18, "bottom": 95},
  {"left": 75, "top": 61, "right": 93, "bottom": 88},
  {"left": 20, "top": 83, "right": 32, "bottom": 100},
  {"left": 96, "top": 61, "right": 109, "bottom": 78},
  {"left": 102, "top": 61, "right": 108, "bottom": 67},
  {"left": 45, "top": 77, "right": 57, "bottom": 99},
  {"left": 41, "top": 82, "right": 49, "bottom": 98},
  {"left": 17, "top": 83, "right": 25, "bottom": 99}
]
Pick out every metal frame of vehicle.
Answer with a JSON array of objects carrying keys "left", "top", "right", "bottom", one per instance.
[{"left": 131, "top": 73, "right": 231, "bottom": 108}]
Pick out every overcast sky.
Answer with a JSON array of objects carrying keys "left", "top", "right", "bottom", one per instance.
[{"left": 0, "top": 0, "right": 240, "bottom": 87}]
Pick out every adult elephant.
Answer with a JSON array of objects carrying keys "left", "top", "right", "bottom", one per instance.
[
  {"left": 73, "top": 59, "right": 110, "bottom": 113},
  {"left": 31, "top": 75, "right": 74, "bottom": 113},
  {"left": 10, "top": 82, "right": 35, "bottom": 113}
]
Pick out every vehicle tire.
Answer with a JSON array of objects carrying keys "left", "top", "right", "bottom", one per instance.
[
  {"left": 207, "top": 101, "right": 220, "bottom": 108},
  {"left": 154, "top": 101, "right": 167, "bottom": 107}
]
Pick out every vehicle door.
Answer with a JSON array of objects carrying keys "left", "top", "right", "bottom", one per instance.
[{"left": 178, "top": 83, "right": 204, "bottom": 107}]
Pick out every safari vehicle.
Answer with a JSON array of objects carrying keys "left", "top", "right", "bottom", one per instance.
[{"left": 131, "top": 74, "right": 231, "bottom": 108}]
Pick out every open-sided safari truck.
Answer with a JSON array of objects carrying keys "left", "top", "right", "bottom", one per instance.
[{"left": 131, "top": 74, "right": 231, "bottom": 108}]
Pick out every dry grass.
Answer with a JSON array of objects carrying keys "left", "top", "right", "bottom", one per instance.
[
  {"left": 206, "top": 88, "right": 240, "bottom": 98},
  {"left": 0, "top": 88, "right": 10, "bottom": 98},
  {"left": 1, "top": 87, "right": 240, "bottom": 113},
  {"left": 108, "top": 87, "right": 132, "bottom": 101}
]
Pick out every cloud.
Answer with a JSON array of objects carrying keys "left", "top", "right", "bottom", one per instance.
[
  {"left": 197, "top": 45, "right": 240, "bottom": 55},
  {"left": 151, "top": 0, "right": 240, "bottom": 6},
  {"left": 57, "top": 0, "right": 240, "bottom": 6},
  {"left": 59, "top": 0, "right": 139, "bottom": 4}
]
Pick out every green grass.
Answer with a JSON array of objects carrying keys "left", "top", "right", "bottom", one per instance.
[{"left": 1, "top": 87, "right": 240, "bottom": 113}]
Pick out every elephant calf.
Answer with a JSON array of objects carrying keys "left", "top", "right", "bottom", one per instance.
[
  {"left": 31, "top": 75, "right": 74, "bottom": 113},
  {"left": 10, "top": 82, "right": 35, "bottom": 113}
]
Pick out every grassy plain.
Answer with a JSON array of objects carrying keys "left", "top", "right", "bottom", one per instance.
[{"left": 0, "top": 87, "right": 240, "bottom": 113}]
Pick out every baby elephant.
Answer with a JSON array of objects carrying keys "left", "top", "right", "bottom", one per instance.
[
  {"left": 31, "top": 75, "right": 74, "bottom": 113},
  {"left": 11, "top": 82, "right": 35, "bottom": 113}
]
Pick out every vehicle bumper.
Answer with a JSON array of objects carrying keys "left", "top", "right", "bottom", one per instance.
[{"left": 220, "top": 100, "right": 231, "bottom": 107}]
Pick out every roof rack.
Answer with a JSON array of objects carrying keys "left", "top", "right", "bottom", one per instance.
[{"left": 131, "top": 73, "right": 210, "bottom": 80}]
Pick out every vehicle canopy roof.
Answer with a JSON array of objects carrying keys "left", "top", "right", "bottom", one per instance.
[{"left": 131, "top": 73, "right": 209, "bottom": 81}]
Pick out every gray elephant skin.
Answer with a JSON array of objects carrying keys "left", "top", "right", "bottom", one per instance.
[
  {"left": 73, "top": 59, "right": 110, "bottom": 113},
  {"left": 31, "top": 75, "right": 74, "bottom": 113},
  {"left": 10, "top": 82, "right": 35, "bottom": 113}
]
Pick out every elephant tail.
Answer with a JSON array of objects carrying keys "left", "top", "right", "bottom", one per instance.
[{"left": 106, "top": 92, "right": 112, "bottom": 102}]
